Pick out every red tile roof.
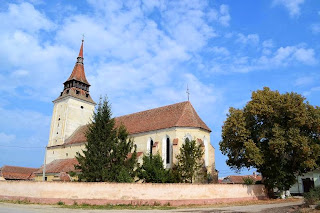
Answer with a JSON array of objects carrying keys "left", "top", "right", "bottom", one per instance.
[
  {"left": 115, "top": 101, "right": 211, "bottom": 134},
  {"left": 1, "top": 165, "right": 38, "bottom": 180},
  {"left": 65, "top": 40, "right": 89, "bottom": 85},
  {"left": 64, "top": 101, "right": 211, "bottom": 146},
  {"left": 35, "top": 158, "right": 79, "bottom": 174},
  {"left": 78, "top": 40, "right": 83, "bottom": 58},
  {"left": 64, "top": 125, "right": 89, "bottom": 145},
  {"left": 222, "top": 175, "right": 262, "bottom": 184}
]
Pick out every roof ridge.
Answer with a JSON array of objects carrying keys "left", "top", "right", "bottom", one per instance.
[
  {"left": 116, "top": 101, "right": 189, "bottom": 119},
  {"left": 3, "top": 165, "right": 38, "bottom": 169}
]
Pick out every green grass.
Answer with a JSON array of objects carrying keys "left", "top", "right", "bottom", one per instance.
[
  {"left": 58, "top": 203, "right": 176, "bottom": 210},
  {"left": 0, "top": 199, "right": 32, "bottom": 205}
]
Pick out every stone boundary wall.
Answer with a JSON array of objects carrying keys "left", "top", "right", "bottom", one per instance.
[{"left": 0, "top": 181, "right": 267, "bottom": 206}]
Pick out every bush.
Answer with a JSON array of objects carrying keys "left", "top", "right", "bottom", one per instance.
[
  {"left": 243, "top": 177, "right": 255, "bottom": 185},
  {"left": 57, "top": 201, "right": 65, "bottom": 205},
  {"left": 138, "top": 153, "right": 171, "bottom": 183},
  {"left": 304, "top": 186, "right": 320, "bottom": 205}
]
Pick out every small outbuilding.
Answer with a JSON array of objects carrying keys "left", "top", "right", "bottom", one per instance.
[{"left": 0, "top": 165, "right": 38, "bottom": 181}]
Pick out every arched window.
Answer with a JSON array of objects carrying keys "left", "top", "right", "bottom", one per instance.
[
  {"left": 162, "top": 136, "right": 172, "bottom": 168},
  {"left": 184, "top": 133, "right": 192, "bottom": 143},
  {"left": 150, "top": 139, "right": 154, "bottom": 155},
  {"left": 166, "top": 137, "right": 170, "bottom": 164}
]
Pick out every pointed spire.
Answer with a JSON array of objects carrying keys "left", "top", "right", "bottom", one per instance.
[
  {"left": 66, "top": 39, "right": 89, "bottom": 85},
  {"left": 77, "top": 38, "right": 84, "bottom": 64},
  {"left": 55, "top": 38, "right": 95, "bottom": 104},
  {"left": 78, "top": 39, "right": 84, "bottom": 58}
]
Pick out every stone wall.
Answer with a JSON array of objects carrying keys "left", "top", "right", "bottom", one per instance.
[{"left": 0, "top": 181, "right": 267, "bottom": 206}]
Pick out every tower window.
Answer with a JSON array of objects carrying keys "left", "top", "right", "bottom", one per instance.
[
  {"left": 86, "top": 94, "right": 89, "bottom": 98},
  {"left": 66, "top": 153, "right": 68, "bottom": 157},
  {"left": 66, "top": 90, "right": 69, "bottom": 94},
  {"left": 76, "top": 90, "right": 80, "bottom": 95},
  {"left": 81, "top": 106, "right": 84, "bottom": 109},
  {"left": 57, "top": 132, "right": 58, "bottom": 134},
  {"left": 58, "top": 118, "right": 60, "bottom": 121}
]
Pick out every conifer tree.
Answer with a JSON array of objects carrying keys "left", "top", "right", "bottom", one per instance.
[
  {"left": 176, "top": 138, "right": 204, "bottom": 183},
  {"left": 220, "top": 87, "right": 320, "bottom": 193},
  {"left": 76, "top": 96, "right": 137, "bottom": 182},
  {"left": 138, "top": 153, "right": 171, "bottom": 183}
]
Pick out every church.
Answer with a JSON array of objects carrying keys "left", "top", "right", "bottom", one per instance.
[{"left": 35, "top": 40, "right": 217, "bottom": 182}]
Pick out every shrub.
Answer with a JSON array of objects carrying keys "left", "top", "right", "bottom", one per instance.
[
  {"left": 304, "top": 186, "right": 320, "bottom": 205},
  {"left": 57, "top": 201, "right": 65, "bottom": 205},
  {"left": 243, "top": 177, "right": 255, "bottom": 185}
]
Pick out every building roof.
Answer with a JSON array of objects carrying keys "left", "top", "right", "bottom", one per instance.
[
  {"left": 54, "top": 40, "right": 95, "bottom": 104},
  {"left": 115, "top": 101, "right": 211, "bottom": 134},
  {"left": 65, "top": 124, "right": 89, "bottom": 145},
  {"left": 65, "top": 40, "right": 89, "bottom": 85},
  {"left": 0, "top": 165, "right": 38, "bottom": 180},
  {"left": 64, "top": 101, "right": 211, "bottom": 145},
  {"left": 221, "top": 174, "right": 262, "bottom": 184},
  {"left": 35, "top": 158, "right": 79, "bottom": 174}
]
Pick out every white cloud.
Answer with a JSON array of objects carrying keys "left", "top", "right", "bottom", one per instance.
[
  {"left": 303, "top": 87, "right": 320, "bottom": 97},
  {"left": 0, "top": 2, "right": 55, "bottom": 33},
  {"left": 236, "top": 33, "right": 260, "bottom": 45},
  {"left": 0, "top": 133, "right": 16, "bottom": 144},
  {"left": 295, "top": 76, "right": 315, "bottom": 86},
  {"left": 207, "top": 4, "right": 231, "bottom": 27},
  {"left": 272, "top": 0, "right": 305, "bottom": 17},
  {"left": 272, "top": 46, "right": 317, "bottom": 65},
  {"left": 209, "top": 47, "right": 230, "bottom": 56},
  {"left": 0, "top": 107, "right": 50, "bottom": 147},
  {"left": 219, "top": 5, "right": 231, "bottom": 27},
  {"left": 311, "top": 23, "right": 320, "bottom": 34}
]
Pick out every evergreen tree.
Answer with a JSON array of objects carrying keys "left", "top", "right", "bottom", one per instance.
[
  {"left": 176, "top": 138, "right": 204, "bottom": 183},
  {"left": 137, "top": 153, "right": 171, "bottom": 183},
  {"left": 76, "top": 96, "right": 137, "bottom": 182},
  {"left": 220, "top": 87, "right": 320, "bottom": 193}
]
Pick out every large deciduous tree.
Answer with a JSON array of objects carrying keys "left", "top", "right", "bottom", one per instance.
[
  {"left": 76, "top": 96, "right": 137, "bottom": 182},
  {"left": 220, "top": 87, "right": 320, "bottom": 192}
]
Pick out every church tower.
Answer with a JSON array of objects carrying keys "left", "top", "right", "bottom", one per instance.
[{"left": 47, "top": 40, "right": 95, "bottom": 147}]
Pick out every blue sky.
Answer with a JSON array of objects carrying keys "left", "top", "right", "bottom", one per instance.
[{"left": 0, "top": 0, "right": 319, "bottom": 177}]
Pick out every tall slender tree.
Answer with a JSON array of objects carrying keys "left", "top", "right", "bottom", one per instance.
[
  {"left": 176, "top": 138, "right": 204, "bottom": 183},
  {"left": 76, "top": 96, "right": 137, "bottom": 182}
]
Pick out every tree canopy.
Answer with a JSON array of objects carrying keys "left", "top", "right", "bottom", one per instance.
[
  {"left": 76, "top": 96, "right": 137, "bottom": 182},
  {"left": 176, "top": 138, "right": 205, "bottom": 183},
  {"left": 137, "top": 153, "right": 172, "bottom": 183},
  {"left": 220, "top": 87, "right": 320, "bottom": 191}
]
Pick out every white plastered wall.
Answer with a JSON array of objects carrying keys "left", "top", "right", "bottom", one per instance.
[{"left": 48, "top": 97, "right": 94, "bottom": 147}]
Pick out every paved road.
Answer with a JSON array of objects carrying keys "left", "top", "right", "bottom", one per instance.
[{"left": 0, "top": 200, "right": 304, "bottom": 213}]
